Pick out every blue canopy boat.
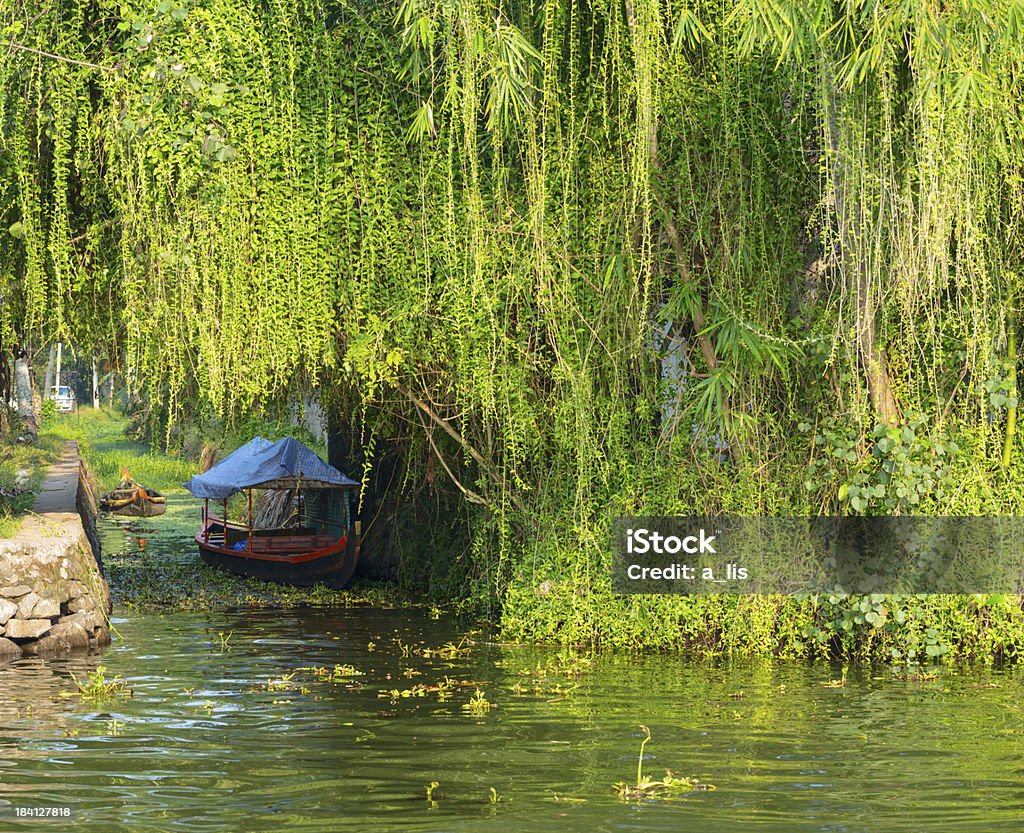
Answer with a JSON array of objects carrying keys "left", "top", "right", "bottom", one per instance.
[{"left": 182, "top": 437, "right": 361, "bottom": 588}]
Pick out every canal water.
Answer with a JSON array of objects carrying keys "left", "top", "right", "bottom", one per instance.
[{"left": 1, "top": 498, "right": 1023, "bottom": 832}]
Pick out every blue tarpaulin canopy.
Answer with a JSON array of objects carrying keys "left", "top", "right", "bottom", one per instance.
[{"left": 182, "top": 437, "right": 358, "bottom": 500}]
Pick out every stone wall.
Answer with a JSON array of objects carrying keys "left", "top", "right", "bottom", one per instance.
[{"left": 0, "top": 456, "right": 111, "bottom": 659}]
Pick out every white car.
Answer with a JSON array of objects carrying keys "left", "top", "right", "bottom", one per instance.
[{"left": 49, "top": 385, "right": 75, "bottom": 413}]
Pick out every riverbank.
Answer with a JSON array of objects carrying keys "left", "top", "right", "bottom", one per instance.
[
  {"left": 0, "top": 442, "right": 111, "bottom": 657},
  {"left": 24, "top": 408, "right": 1024, "bottom": 664}
]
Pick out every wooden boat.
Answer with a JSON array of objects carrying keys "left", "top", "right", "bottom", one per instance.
[
  {"left": 195, "top": 515, "right": 360, "bottom": 588},
  {"left": 100, "top": 472, "right": 167, "bottom": 517},
  {"left": 182, "top": 437, "right": 361, "bottom": 588}
]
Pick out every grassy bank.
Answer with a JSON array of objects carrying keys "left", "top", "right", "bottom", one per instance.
[
  {"left": 0, "top": 435, "right": 62, "bottom": 536},
  {"left": 41, "top": 408, "right": 195, "bottom": 494},
  {"left": 501, "top": 544, "right": 1024, "bottom": 664}
]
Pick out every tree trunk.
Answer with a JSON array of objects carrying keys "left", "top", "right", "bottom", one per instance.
[
  {"left": 824, "top": 60, "right": 899, "bottom": 426},
  {"left": 43, "top": 344, "right": 56, "bottom": 395},
  {"left": 92, "top": 357, "right": 100, "bottom": 409},
  {"left": 13, "top": 346, "right": 37, "bottom": 440},
  {"left": 856, "top": 279, "right": 899, "bottom": 425}
]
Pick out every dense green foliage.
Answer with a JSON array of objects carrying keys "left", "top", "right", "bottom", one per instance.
[{"left": 3, "top": 0, "right": 1024, "bottom": 652}]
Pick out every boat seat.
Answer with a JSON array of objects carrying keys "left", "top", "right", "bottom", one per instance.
[{"left": 247, "top": 535, "right": 339, "bottom": 553}]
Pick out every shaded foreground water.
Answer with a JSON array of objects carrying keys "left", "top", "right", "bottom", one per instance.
[{"left": 1, "top": 501, "right": 1024, "bottom": 832}]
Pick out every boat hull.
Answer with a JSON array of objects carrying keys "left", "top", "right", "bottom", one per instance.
[
  {"left": 100, "top": 491, "right": 167, "bottom": 517},
  {"left": 196, "top": 521, "right": 359, "bottom": 589}
]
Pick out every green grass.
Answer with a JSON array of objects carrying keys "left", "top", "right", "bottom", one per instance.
[
  {"left": 40, "top": 408, "right": 196, "bottom": 493},
  {"left": 0, "top": 434, "right": 63, "bottom": 537}
]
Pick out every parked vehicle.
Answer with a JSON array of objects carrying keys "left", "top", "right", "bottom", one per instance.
[{"left": 49, "top": 385, "right": 75, "bottom": 413}]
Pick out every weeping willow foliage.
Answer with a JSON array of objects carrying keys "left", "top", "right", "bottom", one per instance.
[{"left": 3, "top": 0, "right": 1024, "bottom": 641}]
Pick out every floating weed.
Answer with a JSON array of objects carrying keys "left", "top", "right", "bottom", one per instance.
[
  {"left": 63, "top": 666, "right": 132, "bottom": 702},
  {"left": 394, "top": 637, "right": 471, "bottom": 661},
  {"left": 106, "top": 719, "right": 126, "bottom": 736},
  {"left": 216, "top": 630, "right": 233, "bottom": 652},
  {"left": 249, "top": 672, "right": 312, "bottom": 696},
  {"left": 821, "top": 666, "right": 849, "bottom": 688},
  {"left": 299, "top": 664, "right": 364, "bottom": 682},
  {"left": 266, "top": 672, "right": 297, "bottom": 691},
  {"left": 614, "top": 771, "right": 717, "bottom": 800},
  {"left": 613, "top": 726, "right": 715, "bottom": 800},
  {"left": 427, "top": 639, "right": 471, "bottom": 660},
  {"left": 488, "top": 787, "right": 499, "bottom": 804},
  {"left": 550, "top": 793, "right": 587, "bottom": 803},
  {"left": 461, "top": 689, "right": 494, "bottom": 716},
  {"left": 379, "top": 676, "right": 469, "bottom": 702}
]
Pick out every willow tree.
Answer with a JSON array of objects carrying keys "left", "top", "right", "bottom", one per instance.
[
  {"left": 730, "top": 0, "right": 1024, "bottom": 433},
  {"left": 5, "top": 0, "right": 1024, "bottom": 628}
]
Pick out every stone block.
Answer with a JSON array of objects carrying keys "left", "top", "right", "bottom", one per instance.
[
  {"left": 0, "top": 598, "right": 17, "bottom": 625},
  {"left": 90, "top": 626, "right": 111, "bottom": 647},
  {"left": 4, "top": 618, "right": 53, "bottom": 640},
  {"left": 0, "top": 637, "right": 22, "bottom": 658},
  {"left": 60, "top": 610, "right": 104, "bottom": 632},
  {"left": 67, "top": 596, "right": 95, "bottom": 614},
  {"left": 0, "top": 585, "right": 31, "bottom": 598},
  {"left": 30, "top": 596, "right": 61, "bottom": 619},
  {"left": 24, "top": 622, "right": 90, "bottom": 654},
  {"left": 16, "top": 591, "right": 41, "bottom": 619}
]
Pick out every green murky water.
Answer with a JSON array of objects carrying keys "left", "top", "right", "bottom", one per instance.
[{"left": 2, "top": 500, "right": 1024, "bottom": 832}]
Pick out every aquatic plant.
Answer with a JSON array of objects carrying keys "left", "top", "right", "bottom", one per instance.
[
  {"left": 461, "top": 689, "right": 495, "bottom": 716},
  {"left": 63, "top": 666, "right": 132, "bottom": 702},
  {"left": 613, "top": 725, "right": 715, "bottom": 800}
]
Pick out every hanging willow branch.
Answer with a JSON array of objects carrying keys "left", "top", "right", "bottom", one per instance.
[{"left": 3, "top": 41, "right": 118, "bottom": 72}]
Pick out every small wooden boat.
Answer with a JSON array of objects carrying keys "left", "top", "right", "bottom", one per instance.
[
  {"left": 182, "top": 437, "right": 361, "bottom": 588},
  {"left": 195, "top": 515, "right": 360, "bottom": 588},
  {"left": 100, "top": 471, "right": 167, "bottom": 517}
]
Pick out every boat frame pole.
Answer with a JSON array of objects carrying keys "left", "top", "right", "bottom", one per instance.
[
  {"left": 247, "top": 488, "right": 253, "bottom": 552},
  {"left": 203, "top": 499, "right": 209, "bottom": 541}
]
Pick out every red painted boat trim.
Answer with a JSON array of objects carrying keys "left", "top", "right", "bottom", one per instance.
[{"left": 197, "top": 516, "right": 346, "bottom": 564}]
